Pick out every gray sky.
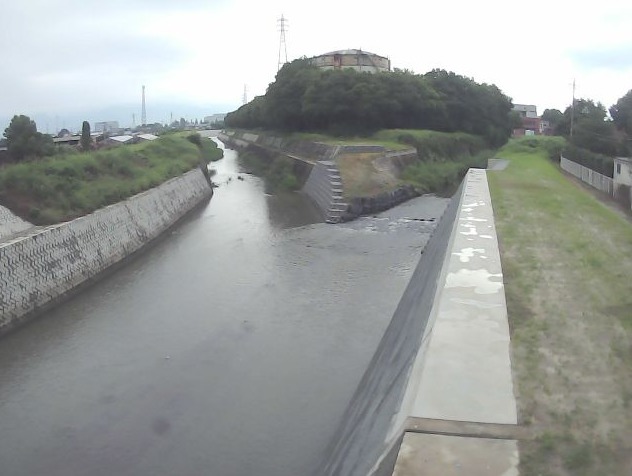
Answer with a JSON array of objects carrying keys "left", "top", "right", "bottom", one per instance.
[{"left": 1, "top": 0, "right": 631, "bottom": 132}]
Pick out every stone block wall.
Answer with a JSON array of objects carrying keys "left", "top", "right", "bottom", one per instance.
[{"left": 0, "top": 169, "right": 212, "bottom": 333}]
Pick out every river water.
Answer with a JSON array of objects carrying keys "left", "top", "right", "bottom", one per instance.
[{"left": 0, "top": 138, "right": 448, "bottom": 476}]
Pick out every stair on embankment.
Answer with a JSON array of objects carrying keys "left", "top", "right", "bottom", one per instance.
[{"left": 301, "top": 160, "right": 348, "bottom": 224}]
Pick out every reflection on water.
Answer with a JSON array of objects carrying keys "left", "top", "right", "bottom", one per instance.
[{"left": 0, "top": 136, "right": 449, "bottom": 476}]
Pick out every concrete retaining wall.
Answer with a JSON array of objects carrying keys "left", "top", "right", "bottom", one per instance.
[
  {"left": 317, "top": 169, "right": 517, "bottom": 476},
  {"left": 0, "top": 168, "right": 212, "bottom": 334}
]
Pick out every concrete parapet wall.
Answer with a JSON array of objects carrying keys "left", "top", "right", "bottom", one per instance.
[
  {"left": 317, "top": 169, "right": 517, "bottom": 476},
  {"left": 0, "top": 169, "right": 212, "bottom": 334}
]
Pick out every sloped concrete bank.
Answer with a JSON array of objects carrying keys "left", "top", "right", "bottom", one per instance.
[
  {"left": 316, "top": 169, "right": 518, "bottom": 476},
  {"left": 0, "top": 168, "right": 212, "bottom": 335}
]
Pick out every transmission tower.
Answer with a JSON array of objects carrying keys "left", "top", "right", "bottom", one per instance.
[
  {"left": 141, "top": 85, "right": 147, "bottom": 126},
  {"left": 242, "top": 84, "right": 248, "bottom": 105},
  {"left": 277, "top": 14, "right": 288, "bottom": 72}
]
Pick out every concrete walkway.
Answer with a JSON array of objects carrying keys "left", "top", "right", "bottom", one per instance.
[{"left": 391, "top": 169, "right": 519, "bottom": 475}]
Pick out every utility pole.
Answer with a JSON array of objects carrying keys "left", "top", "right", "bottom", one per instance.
[
  {"left": 277, "top": 14, "right": 288, "bottom": 72},
  {"left": 570, "top": 79, "right": 576, "bottom": 137}
]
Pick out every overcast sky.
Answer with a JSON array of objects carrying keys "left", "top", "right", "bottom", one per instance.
[{"left": 1, "top": 0, "right": 631, "bottom": 132}]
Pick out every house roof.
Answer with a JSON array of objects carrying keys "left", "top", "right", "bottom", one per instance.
[
  {"left": 614, "top": 157, "right": 632, "bottom": 164},
  {"left": 53, "top": 136, "right": 81, "bottom": 143},
  {"left": 321, "top": 49, "right": 387, "bottom": 59},
  {"left": 109, "top": 135, "right": 134, "bottom": 143},
  {"left": 137, "top": 133, "right": 158, "bottom": 141}
]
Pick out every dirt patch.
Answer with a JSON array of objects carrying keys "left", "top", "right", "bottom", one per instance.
[{"left": 336, "top": 152, "right": 400, "bottom": 198}]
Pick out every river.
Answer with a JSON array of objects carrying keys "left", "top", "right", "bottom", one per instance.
[{"left": 0, "top": 137, "right": 448, "bottom": 476}]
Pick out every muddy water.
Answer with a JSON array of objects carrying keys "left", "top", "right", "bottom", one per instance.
[{"left": 0, "top": 138, "right": 448, "bottom": 476}]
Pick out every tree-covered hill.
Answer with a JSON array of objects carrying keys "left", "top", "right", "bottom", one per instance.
[{"left": 225, "top": 59, "right": 515, "bottom": 147}]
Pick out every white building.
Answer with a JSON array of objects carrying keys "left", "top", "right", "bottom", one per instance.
[
  {"left": 613, "top": 157, "right": 632, "bottom": 208},
  {"left": 513, "top": 104, "right": 538, "bottom": 118},
  {"left": 95, "top": 121, "right": 120, "bottom": 134},
  {"left": 614, "top": 157, "right": 632, "bottom": 187}
]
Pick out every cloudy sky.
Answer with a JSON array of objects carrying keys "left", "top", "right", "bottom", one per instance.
[{"left": 1, "top": 0, "right": 631, "bottom": 133}]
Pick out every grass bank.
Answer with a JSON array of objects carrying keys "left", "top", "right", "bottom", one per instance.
[
  {"left": 488, "top": 137, "right": 632, "bottom": 475},
  {"left": 0, "top": 134, "right": 222, "bottom": 225}
]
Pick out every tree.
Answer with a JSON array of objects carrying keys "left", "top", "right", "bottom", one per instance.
[
  {"left": 542, "top": 108, "right": 563, "bottom": 130},
  {"left": 3, "top": 115, "right": 53, "bottom": 161},
  {"left": 610, "top": 89, "right": 632, "bottom": 136},
  {"left": 80, "top": 121, "right": 91, "bottom": 150},
  {"left": 557, "top": 99, "right": 617, "bottom": 155}
]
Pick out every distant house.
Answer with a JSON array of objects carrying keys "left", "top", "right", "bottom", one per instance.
[
  {"left": 106, "top": 135, "right": 135, "bottom": 146},
  {"left": 137, "top": 133, "right": 158, "bottom": 142},
  {"left": 95, "top": 121, "right": 120, "bottom": 135},
  {"left": 203, "top": 113, "right": 226, "bottom": 125},
  {"left": 513, "top": 104, "right": 542, "bottom": 136},
  {"left": 613, "top": 157, "right": 632, "bottom": 208}
]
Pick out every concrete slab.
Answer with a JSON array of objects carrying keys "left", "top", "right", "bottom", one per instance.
[
  {"left": 487, "top": 159, "right": 509, "bottom": 171},
  {"left": 392, "top": 433, "right": 519, "bottom": 476}
]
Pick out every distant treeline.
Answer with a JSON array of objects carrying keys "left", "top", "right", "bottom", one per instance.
[{"left": 225, "top": 59, "right": 515, "bottom": 147}]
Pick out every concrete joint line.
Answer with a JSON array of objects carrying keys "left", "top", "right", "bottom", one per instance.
[{"left": 404, "top": 417, "right": 529, "bottom": 441}]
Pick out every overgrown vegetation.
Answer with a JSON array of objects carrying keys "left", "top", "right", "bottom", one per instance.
[
  {"left": 238, "top": 149, "right": 299, "bottom": 193},
  {"left": 488, "top": 139, "right": 632, "bottom": 475},
  {"left": 226, "top": 59, "right": 514, "bottom": 147},
  {"left": 0, "top": 134, "right": 222, "bottom": 225},
  {"left": 383, "top": 129, "right": 491, "bottom": 195},
  {"left": 401, "top": 150, "right": 491, "bottom": 194}
]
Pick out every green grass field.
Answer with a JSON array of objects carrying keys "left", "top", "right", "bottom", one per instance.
[
  {"left": 0, "top": 134, "right": 222, "bottom": 225},
  {"left": 488, "top": 137, "right": 632, "bottom": 475}
]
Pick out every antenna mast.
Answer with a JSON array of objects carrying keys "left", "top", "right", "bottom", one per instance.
[
  {"left": 277, "top": 14, "right": 289, "bottom": 72},
  {"left": 141, "top": 85, "right": 147, "bottom": 126}
]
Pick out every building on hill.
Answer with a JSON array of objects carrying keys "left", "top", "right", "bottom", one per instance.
[
  {"left": 512, "top": 104, "right": 541, "bottom": 136},
  {"left": 310, "top": 49, "right": 390, "bottom": 73}
]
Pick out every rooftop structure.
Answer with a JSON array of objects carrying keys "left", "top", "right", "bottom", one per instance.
[
  {"left": 310, "top": 49, "right": 390, "bottom": 73},
  {"left": 513, "top": 104, "right": 538, "bottom": 118}
]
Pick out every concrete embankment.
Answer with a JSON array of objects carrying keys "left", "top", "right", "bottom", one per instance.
[
  {"left": 317, "top": 169, "right": 518, "bottom": 476},
  {"left": 0, "top": 168, "right": 212, "bottom": 334},
  {"left": 219, "top": 130, "right": 421, "bottom": 223}
]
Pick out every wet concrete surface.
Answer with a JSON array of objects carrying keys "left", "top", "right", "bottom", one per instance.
[{"left": 0, "top": 139, "right": 449, "bottom": 476}]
